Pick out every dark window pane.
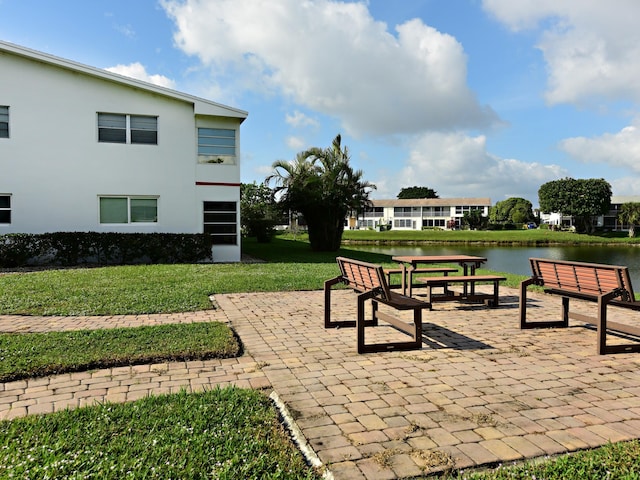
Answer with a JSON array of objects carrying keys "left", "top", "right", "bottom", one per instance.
[
  {"left": 205, "top": 224, "right": 237, "bottom": 234},
  {"left": 0, "top": 210, "right": 10, "bottom": 224},
  {"left": 99, "top": 128, "right": 126, "bottom": 143},
  {"left": 204, "top": 201, "right": 236, "bottom": 212},
  {"left": 0, "top": 196, "right": 10, "bottom": 208},
  {"left": 0, "top": 106, "right": 9, "bottom": 138},
  {"left": 131, "top": 130, "right": 158, "bottom": 145},
  {"left": 204, "top": 212, "right": 236, "bottom": 223}
]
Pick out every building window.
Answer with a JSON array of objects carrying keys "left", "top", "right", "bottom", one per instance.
[
  {"left": 204, "top": 201, "right": 237, "bottom": 244},
  {"left": 363, "top": 207, "right": 384, "bottom": 218},
  {"left": 424, "top": 206, "right": 447, "bottom": 217},
  {"left": 425, "top": 219, "right": 445, "bottom": 228},
  {"left": 394, "top": 219, "right": 414, "bottom": 228},
  {"left": 0, "top": 106, "right": 8, "bottom": 138},
  {"left": 0, "top": 195, "right": 10, "bottom": 224},
  {"left": 455, "top": 205, "right": 483, "bottom": 216},
  {"left": 99, "top": 197, "right": 158, "bottom": 224},
  {"left": 98, "top": 113, "right": 157, "bottom": 145},
  {"left": 198, "top": 128, "right": 236, "bottom": 164}
]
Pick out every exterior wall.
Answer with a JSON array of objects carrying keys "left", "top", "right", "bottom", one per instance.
[{"left": 0, "top": 45, "right": 245, "bottom": 262}]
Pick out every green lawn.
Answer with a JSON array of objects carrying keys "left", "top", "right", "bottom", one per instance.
[
  {"left": 0, "top": 322, "right": 239, "bottom": 382},
  {"left": 341, "top": 227, "right": 640, "bottom": 244},
  {"left": 1, "top": 234, "right": 639, "bottom": 479},
  {"left": 0, "top": 387, "right": 320, "bottom": 479},
  {"left": 0, "top": 237, "right": 528, "bottom": 316}
]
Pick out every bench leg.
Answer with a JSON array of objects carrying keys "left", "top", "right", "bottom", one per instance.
[
  {"left": 324, "top": 276, "right": 343, "bottom": 328},
  {"left": 413, "top": 308, "right": 423, "bottom": 344},
  {"left": 519, "top": 281, "right": 528, "bottom": 328},
  {"left": 485, "top": 280, "right": 500, "bottom": 307},
  {"left": 357, "top": 295, "right": 366, "bottom": 353},
  {"left": 561, "top": 297, "right": 570, "bottom": 327},
  {"left": 597, "top": 296, "right": 607, "bottom": 355},
  {"left": 520, "top": 278, "right": 567, "bottom": 329}
]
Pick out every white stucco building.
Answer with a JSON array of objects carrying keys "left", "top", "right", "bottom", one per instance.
[
  {"left": 0, "top": 40, "right": 247, "bottom": 262},
  {"left": 355, "top": 198, "right": 491, "bottom": 230}
]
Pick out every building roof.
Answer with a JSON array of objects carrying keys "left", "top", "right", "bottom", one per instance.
[
  {"left": 0, "top": 40, "right": 248, "bottom": 121},
  {"left": 611, "top": 196, "right": 640, "bottom": 205},
  {"left": 370, "top": 198, "right": 491, "bottom": 208}
]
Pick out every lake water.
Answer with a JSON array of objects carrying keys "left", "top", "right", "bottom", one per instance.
[{"left": 355, "top": 244, "right": 640, "bottom": 287}]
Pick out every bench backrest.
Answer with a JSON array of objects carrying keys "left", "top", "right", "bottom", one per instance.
[
  {"left": 336, "top": 256, "right": 391, "bottom": 300},
  {"left": 529, "top": 257, "right": 635, "bottom": 301}
]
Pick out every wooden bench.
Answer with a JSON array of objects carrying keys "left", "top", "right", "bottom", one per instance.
[
  {"left": 324, "top": 257, "right": 431, "bottom": 353},
  {"left": 384, "top": 267, "right": 458, "bottom": 290},
  {"left": 520, "top": 258, "right": 640, "bottom": 354},
  {"left": 416, "top": 275, "right": 506, "bottom": 307}
]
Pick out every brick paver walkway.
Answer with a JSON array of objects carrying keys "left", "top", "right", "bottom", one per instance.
[{"left": 2, "top": 287, "right": 640, "bottom": 479}]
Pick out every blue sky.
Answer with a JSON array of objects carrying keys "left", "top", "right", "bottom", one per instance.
[{"left": 2, "top": 0, "right": 640, "bottom": 206}]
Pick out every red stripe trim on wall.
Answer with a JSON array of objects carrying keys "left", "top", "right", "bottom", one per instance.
[{"left": 195, "top": 181, "right": 241, "bottom": 187}]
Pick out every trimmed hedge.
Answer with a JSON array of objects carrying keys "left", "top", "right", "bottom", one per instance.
[{"left": 0, "top": 232, "right": 214, "bottom": 267}]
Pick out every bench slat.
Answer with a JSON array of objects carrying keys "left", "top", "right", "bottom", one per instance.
[{"left": 416, "top": 275, "right": 506, "bottom": 283}]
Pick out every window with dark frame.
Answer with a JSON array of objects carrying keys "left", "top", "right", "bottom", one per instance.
[
  {"left": 98, "top": 113, "right": 157, "bottom": 145},
  {"left": 0, "top": 195, "right": 11, "bottom": 224},
  {"left": 0, "top": 106, "right": 9, "bottom": 138},
  {"left": 203, "top": 201, "right": 237, "bottom": 244}
]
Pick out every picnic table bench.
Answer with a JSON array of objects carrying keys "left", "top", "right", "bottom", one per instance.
[
  {"left": 416, "top": 274, "right": 506, "bottom": 307},
  {"left": 383, "top": 267, "right": 458, "bottom": 290},
  {"left": 520, "top": 257, "right": 640, "bottom": 354},
  {"left": 324, "top": 257, "right": 431, "bottom": 353}
]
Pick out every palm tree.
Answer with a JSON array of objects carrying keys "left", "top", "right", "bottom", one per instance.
[
  {"left": 618, "top": 202, "right": 640, "bottom": 237},
  {"left": 267, "top": 134, "right": 375, "bottom": 251}
]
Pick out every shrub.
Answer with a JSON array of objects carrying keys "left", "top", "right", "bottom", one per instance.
[{"left": 0, "top": 232, "right": 214, "bottom": 267}]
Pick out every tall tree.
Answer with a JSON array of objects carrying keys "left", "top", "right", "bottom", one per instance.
[
  {"left": 397, "top": 186, "right": 439, "bottom": 199},
  {"left": 618, "top": 202, "right": 640, "bottom": 237},
  {"left": 240, "top": 182, "right": 280, "bottom": 243},
  {"left": 489, "top": 197, "right": 535, "bottom": 224},
  {"left": 538, "top": 178, "right": 611, "bottom": 234},
  {"left": 267, "top": 134, "right": 375, "bottom": 251},
  {"left": 462, "top": 210, "right": 487, "bottom": 230}
]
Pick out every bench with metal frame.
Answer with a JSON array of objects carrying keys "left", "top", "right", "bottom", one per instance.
[
  {"left": 520, "top": 257, "right": 640, "bottom": 354},
  {"left": 324, "top": 257, "right": 431, "bottom": 353}
]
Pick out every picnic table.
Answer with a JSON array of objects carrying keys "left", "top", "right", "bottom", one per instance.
[{"left": 392, "top": 255, "right": 487, "bottom": 297}]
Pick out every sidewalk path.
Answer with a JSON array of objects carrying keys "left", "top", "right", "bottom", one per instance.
[{"left": 2, "top": 287, "right": 640, "bottom": 479}]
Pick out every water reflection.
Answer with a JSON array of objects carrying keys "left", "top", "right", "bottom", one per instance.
[{"left": 356, "top": 245, "right": 640, "bottom": 286}]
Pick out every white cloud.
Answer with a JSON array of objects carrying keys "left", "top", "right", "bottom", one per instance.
[
  {"left": 285, "top": 136, "right": 306, "bottom": 151},
  {"left": 114, "top": 23, "right": 135, "bottom": 39},
  {"left": 560, "top": 123, "right": 640, "bottom": 173},
  {"left": 374, "top": 131, "right": 566, "bottom": 203},
  {"left": 105, "top": 62, "right": 176, "bottom": 89},
  {"left": 285, "top": 110, "right": 319, "bottom": 129},
  {"left": 482, "top": 0, "right": 640, "bottom": 105},
  {"left": 161, "top": 0, "right": 498, "bottom": 136},
  {"left": 610, "top": 176, "right": 640, "bottom": 196}
]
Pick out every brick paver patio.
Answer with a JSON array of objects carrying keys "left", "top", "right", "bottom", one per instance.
[{"left": 1, "top": 287, "right": 640, "bottom": 478}]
